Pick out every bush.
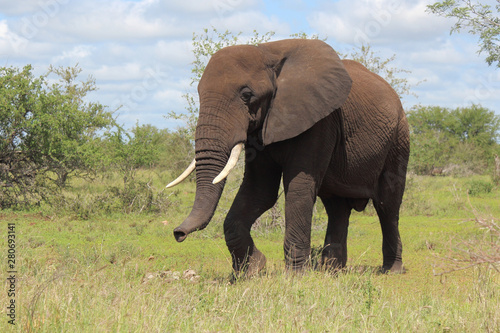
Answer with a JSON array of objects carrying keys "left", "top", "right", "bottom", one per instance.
[
  {"left": 61, "top": 177, "right": 174, "bottom": 219},
  {"left": 407, "top": 105, "right": 500, "bottom": 176},
  {"left": 0, "top": 65, "right": 116, "bottom": 208},
  {"left": 466, "top": 179, "right": 493, "bottom": 196},
  {"left": 103, "top": 124, "right": 194, "bottom": 183}
]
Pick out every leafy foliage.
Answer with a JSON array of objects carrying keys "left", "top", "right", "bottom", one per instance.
[
  {"left": 103, "top": 123, "right": 193, "bottom": 183},
  {"left": 0, "top": 65, "right": 115, "bottom": 207},
  {"left": 56, "top": 123, "right": 193, "bottom": 217},
  {"left": 427, "top": 0, "right": 500, "bottom": 67},
  {"left": 467, "top": 178, "right": 494, "bottom": 195},
  {"left": 104, "top": 124, "right": 162, "bottom": 183},
  {"left": 407, "top": 104, "right": 500, "bottom": 174},
  {"left": 0, "top": 64, "right": 193, "bottom": 210}
]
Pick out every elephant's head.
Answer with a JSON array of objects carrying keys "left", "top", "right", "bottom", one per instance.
[{"left": 168, "top": 39, "right": 352, "bottom": 242}]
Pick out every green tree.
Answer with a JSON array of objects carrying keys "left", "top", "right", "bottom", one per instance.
[
  {"left": 407, "top": 104, "right": 500, "bottom": 174},
  {"left": 408, "top": 106, "right": 461, "bottom": 173},
  {"left": 96, "top": 124, "right": 193, "bottom": 215},
  {"left": 104, "top": 123, "right": 193, "bottom": 182},
  {"left": 154, "top": 128, "right": 194, "bottom": 176},
  {"left": 408, "top": 104, "right": 499, "bottom": 143},
  {"left": 427, "top": 0, "right": 500, "bottom": 67},
  {"left": 0, "top": 65, "right": 115, "bottom": 207},
  {"left": 451, "top": 104, "right": 500, "bottom": 145},
  {"left": 104, "top": 124, "right": 160, "bottom": 184},
  {"left": 42, "top": 65, "right": 117, "bottom": 186}
]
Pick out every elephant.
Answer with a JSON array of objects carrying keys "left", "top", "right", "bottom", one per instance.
[{"left": 167, "top": 39, "right": 410, "bottom": 276}]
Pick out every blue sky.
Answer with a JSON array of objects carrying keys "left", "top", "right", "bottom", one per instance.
[{"left": 0, "top": 0, "right": 499, "bottom": 130}]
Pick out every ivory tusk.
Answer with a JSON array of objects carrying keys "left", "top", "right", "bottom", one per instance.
[
  {"left": 166, "top": 158, "right": 196, "bottom": 188},
  {"left": 212, "top": 143, "right": 244, "bottom": 184}
]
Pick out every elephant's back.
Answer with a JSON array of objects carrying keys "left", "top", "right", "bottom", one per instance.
[
  {"left": 341, "top": 59, "right": 402, "bottom": 118},
  {"left": 340, "top": 59, "right": 405, "bottom": 145}
]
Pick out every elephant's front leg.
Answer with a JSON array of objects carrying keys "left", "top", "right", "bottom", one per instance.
[
  {"left": 224, "top": 152, "right": 281, "bottom": 277},
  {"left": 283, "top": 172, "right": 319, "bottom": 271}
]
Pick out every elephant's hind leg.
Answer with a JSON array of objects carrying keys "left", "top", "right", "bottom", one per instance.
[
  {"left": 374, "top": 200, "right": 403, "bottom": 273},
  {"left": 374, "top": 116, "right": 409, "bottom": 273},
  {"left": 224, "top": 152, "right": 281, "bottom": 277},
  {"left": 320, "top": 197, "right": 352, "bottom": 270},
  {"left": 374, "top": 169, "right": 405, "bottom": 273}
]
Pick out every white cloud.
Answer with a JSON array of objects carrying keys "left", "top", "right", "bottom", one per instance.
[
  {"left": 305, "top": 0, "right": 499, "bottom": 113},
  {"left": 0, "top": 20, "right": 30, "bottom": 56},
  {"left": 0, "top": 0, "right": 43, "bottom": 15},
  {"left": 155, "top": 88, "right": 186, "bottom": 107},
  {"left": 94, "top": 63, "right": 150, "bottom": 81},
  {"left": 0, "top": 20, "right": 60, "bottom": 64},
  {"left": 57, "top": 1, "right": 182, "bottom": 42},
  {"left": 52, "top": 45, "right": 94, "bottom": 62},
  {"left": 1, "top": 0, "right": 498, "bottom": 130},
  {"left": 162, "top": 0, "right": 259, "bottom": 16},
  {"left": 409, "top": 40, "right": 465, "bottom": 65},
  {"left": 308, "top": 0, "right": 453, "bottom": 45},
  {"left": 2, "top": 0, "right": 262, "bottom": 44},
  {"left": 209, "top": 10, "right": 290, "bottom": 35},
  {"left": 154, "top": 40, "right": 193, "bottom": 67}
]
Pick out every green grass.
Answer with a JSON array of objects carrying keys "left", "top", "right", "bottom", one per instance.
[{"left": 1, "top": 173, "right": 499, "bottom": 332}]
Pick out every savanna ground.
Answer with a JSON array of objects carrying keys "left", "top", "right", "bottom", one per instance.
[{"left": 1, "top": 171, "right": 499, "bottom": 332}]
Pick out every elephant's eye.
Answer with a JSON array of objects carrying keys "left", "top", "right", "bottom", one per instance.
[{"left": 240, "top": 88, "right": 254, "bottom": 105}]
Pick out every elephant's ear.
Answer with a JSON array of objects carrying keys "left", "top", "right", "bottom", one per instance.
[{"left": 258, "top": 39, "right": 352, "bottom": 145}]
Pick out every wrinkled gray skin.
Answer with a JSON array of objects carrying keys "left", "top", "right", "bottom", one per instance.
[{"left": 171, "top": 39, "right": 409, "bottom": 275}]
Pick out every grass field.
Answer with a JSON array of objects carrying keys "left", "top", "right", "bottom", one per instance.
[{"left": 1, "top": 173, "right": 499, "bottom": 332}]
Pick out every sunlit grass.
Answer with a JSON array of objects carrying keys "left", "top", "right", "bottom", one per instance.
[{"left": 0, "top": 173, "right": 498, "bottom": 332}]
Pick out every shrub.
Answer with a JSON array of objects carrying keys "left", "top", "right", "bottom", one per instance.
[
  {"left": 407, "top": 105, "right": 500, "bottom": 176},
  {"left": 0, "top": 65, "right": 116, "bottom": 208},
  {"left": 466, "top": 179, "right": 493, "bottom": 196}
]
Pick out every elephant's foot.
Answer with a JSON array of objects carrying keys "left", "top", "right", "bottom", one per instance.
[
  {"left": 381, "top": 260, "right": 405, "bottom": 274},
  {"left": 320, "top": 243, "right": 346, "bottom": 271},
  {"left": 285, "top": 262, "right": 310, "bottom": 273},
  {"left": 231, "top": 246, "right": 267, "bottom": 280},
  {"left": 284, "top": 249, "right": 312, "bottom": 272},
  {"left": 246, "top": 247, "right": 267, "bottom": 276}
]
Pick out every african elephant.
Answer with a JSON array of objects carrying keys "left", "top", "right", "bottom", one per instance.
[{"left": 167, "top": 39, "right": 409, "bottom": 276}]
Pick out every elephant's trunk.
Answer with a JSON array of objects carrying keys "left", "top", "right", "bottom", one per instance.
[
  {"left": 173, "top": 145, "right": 228, "bottom": 242},
  {"left": 173, "top": 96, "right": 248, "bottom": 242},
  {"left": 173, "top": 145, "right": 244, "bottom": 242},
  {"left": 173, "top": 144, "right": 245, "bottom": 242}
]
